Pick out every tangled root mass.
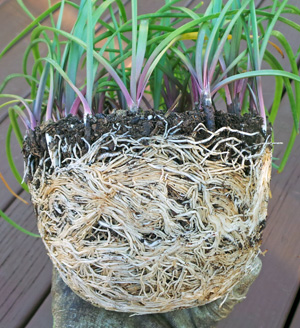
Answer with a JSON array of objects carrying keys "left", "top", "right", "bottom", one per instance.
[{"left": 27, "top": 113, "right": 271, "bottom": 313}]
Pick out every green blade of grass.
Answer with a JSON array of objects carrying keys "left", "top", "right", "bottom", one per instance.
[
  {"left": 259, "top": 0, "right": 289, "bottom": 63},
  {"left": 6, "top": 121, "right": 29, "bottom": 193},
  {"left": 171, "top": 6, "right": 199, "bottom": 20},
  {"left": 32, "top": 26, "right": 134, "bottom": 108},
  {"left": 271, "top": 30, "right": 300, "bottom": 132},
  {"left": 42, "top": 57, "right": 92, "bottom": 115},
  {"left": 130, "top": 0, "right": 138, "bottom": 106},
  {"left": 87, "top": 0, "right": 124, "bottom": 110},
  {"left": 0, "top": 2, "right": 65, "bottom": 60},
  {"left": 278, "top": 128, "right": 298, "bottom": 173},
  {"left": 23, "top": 38, "right": 44, "bottom": 88},
  {"left": 17, "top": 0, "right": 36, "bottom": 20},
  {"left": 213, "top": 70, "right": 300, "bottom": 93},
  {"left": 32, "top": 63, "right": 50, "bottom": 124},
  {"left": 108, "top": 4, "right": 127, "bottom": 108},
  {"left": 215, "top": 49, "right": 248, "bottom": 84},
  {"left": 263, "top": 50, "right": 284, "bottom": 125},
  {"left": 152, "top": 55, "right": 166, "bottom": 110},
  {"left": 0, "top": 208, "right": 40, "bottom": 238},
  {"left": 8, "top": 108, "right": 24, "bottom": 148},
  {"left": 195, "top": 24, "right": 209, "bottom": 89},
  {"left": 209, "top": 0, "right": 251, "bottom": 84},
  {"left": 254, "top": 10, "right": 300, "bottom": 33},
  {"left": 86, "top": 0, "right": 94, "bottom": 109},
  {"left": 249, "top": 1, "right": 260, "bottom": 70},
  {"left": 249, "top": 1, "right": 266, "bottom": 127},
  {"left": 150, "top": 1, "right": 174, "bottom": 109},
  {"left": 0, "top": 74, "right": 39, "bottom": 93},
  {"left": 227, "top": 1, "right": 243, "bottom": 73},
  {"left": 136, "top": 20, "right": 149, "bottom": 81},
  {"left": 0, "top": 95, "right": 34, "bottom": 128},
  {"left": 93, "top": 0, "right": 127, "bottom": 26},
  {"left": 46, "top": 63, "right": 55, "bottom": 121},
  {"left": 64, "top": 0, "right": 88, "bottom": 112},
  {"left": 203, "top": 0, "right": 237, "bottom": 87},
  {"left": 171, "top": 47, "right": 198, "bottom": 80},
  {"left": 136, "top": 14, "right": 221, "bottom": 102}
]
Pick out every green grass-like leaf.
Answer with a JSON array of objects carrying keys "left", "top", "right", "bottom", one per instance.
[
  {"left": 271, "top": 30, "right": 300, "bottom": 132},
  {"left": 0, "top": 207, "right": 39, "bottom": 237},
  {"left": 6, "top": 119, "right": 29, "bottom": 193}
]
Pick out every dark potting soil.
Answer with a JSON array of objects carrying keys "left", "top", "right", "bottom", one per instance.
[{"left": 23, "top": 109, "right": 266, "bottom": 181}]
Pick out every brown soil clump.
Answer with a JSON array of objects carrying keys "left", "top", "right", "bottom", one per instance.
[{"left": 23, "top": 110, "right": 265, "bottom": 182}]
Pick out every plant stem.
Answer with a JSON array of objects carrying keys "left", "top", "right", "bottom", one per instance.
[
  {"left": 201, "top": 90, "right": 215, "bottom": 131},
  {"left": 202, "top": 104, "right": 215, "bottom": 131}
]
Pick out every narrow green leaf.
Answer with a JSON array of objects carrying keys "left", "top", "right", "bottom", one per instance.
[
  {"left": 32, "top": 26, "right": 133, "bottom": 107},
  {"left": 33, "top": 63, "right": 50, "bottom": 123},
  {"left": 136, "top": 20, "right": 149, "bottom": 80},
  {"left": 278, "top": 128, "right": 298, "bottom": 172},
  {"left": 171, "top": 47, "right": 197, "bottom": 79},
  {"left": 65, "top": 0, "right": 88, "bottom": 111},
  {"left": 86, "top": 0, "right": 94, "bottom": 109},
  {"left": 8, "top": 108, "right": 23, "bottom": 148},
  {"left": 259, "top": 0, "right": 289, "bottom": 63},
  {"left": 130, "top": 0, "right": 138, "bottom": 105},
  {"left": 17, "top": 0, "right": 35, "bottom": 20},
  {"left": 0, "top": 208, "right": 39, "bottom": 237},
  {"left": 271, "top": 30, "right": 300, "bottom": 132},
  {"left": 0, "top": 74, "right": 39, "bottom": 93},
  {"left": 213, "top": 70, "right": 300, "bottom": 94},
  {"left": 203, "top": 0, "right": 236, "bottom": 87},
  {"left": 195, "top": 24, "right": 208, "bottom": 89},
  {"left": 263, "top": 51, "right": 284, "bottom": 125},
  {"left": 42, "top": 57, "right": 92, "bottom": 115},
  {"left": 108, "top": 4, "right": 127, "bottom": 108},
  {"left": 6, "top": 122, "right": 29, "bottom": 193},
  {"left": 0, "top": 94, "right": 34, "bottom": 128},
  {"left": 0, "top": 2, "right": 63, "bottom": 60}
]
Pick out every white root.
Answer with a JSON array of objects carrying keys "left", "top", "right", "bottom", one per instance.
[{"left": 29, "top": 122, "right": 272, "bottom": 314}]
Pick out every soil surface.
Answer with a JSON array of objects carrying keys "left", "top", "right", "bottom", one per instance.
[{"left": 23, "top": 109, "right": 267, "bottom": 181}]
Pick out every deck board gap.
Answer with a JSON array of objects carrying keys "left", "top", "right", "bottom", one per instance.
[
  {"left": 22, "top": 284, "right": 52, "bottom": 328},
  {"left": 284, "top": 285, "right": 300, "bottom": 328}
]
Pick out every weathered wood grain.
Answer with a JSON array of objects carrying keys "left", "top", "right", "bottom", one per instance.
[
  {"left": 25, "top": 295, "right": 53, "bottom": 328},
  {"left": 0, "top": 191, "right": 52, "bottom": 328},
  {"left": 218, "top": 85, "right": 300, "bottom": 328},
  {"left": 291, "top": 295, "right": 300, "bottom": 328}
]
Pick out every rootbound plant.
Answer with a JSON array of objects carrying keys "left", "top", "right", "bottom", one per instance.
[{"left": 1, "top": 0, "right": 300, "bottom": 315}]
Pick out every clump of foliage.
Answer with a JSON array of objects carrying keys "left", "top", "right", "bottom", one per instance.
[{"left": 0, "top": 0, "right": 300, "bottom": 235}]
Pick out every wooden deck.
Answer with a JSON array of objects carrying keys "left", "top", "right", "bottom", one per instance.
[{"left": 0, "top": 0, "right": 299, "bottom": 327}]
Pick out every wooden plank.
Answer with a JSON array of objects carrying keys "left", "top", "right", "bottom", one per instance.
[
  {"left": 218, "top": 84, "right": 300, "bottom": 327},
  {"left": 0, "top": 191, "right": 52, "bottom": 328},
  {"left": 25, "top": 294, "right": 53, "bottom": 328}
]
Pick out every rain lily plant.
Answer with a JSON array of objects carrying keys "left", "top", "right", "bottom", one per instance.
[{"left": 0, "top": 0, "right": 300, "bottom": 237}]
